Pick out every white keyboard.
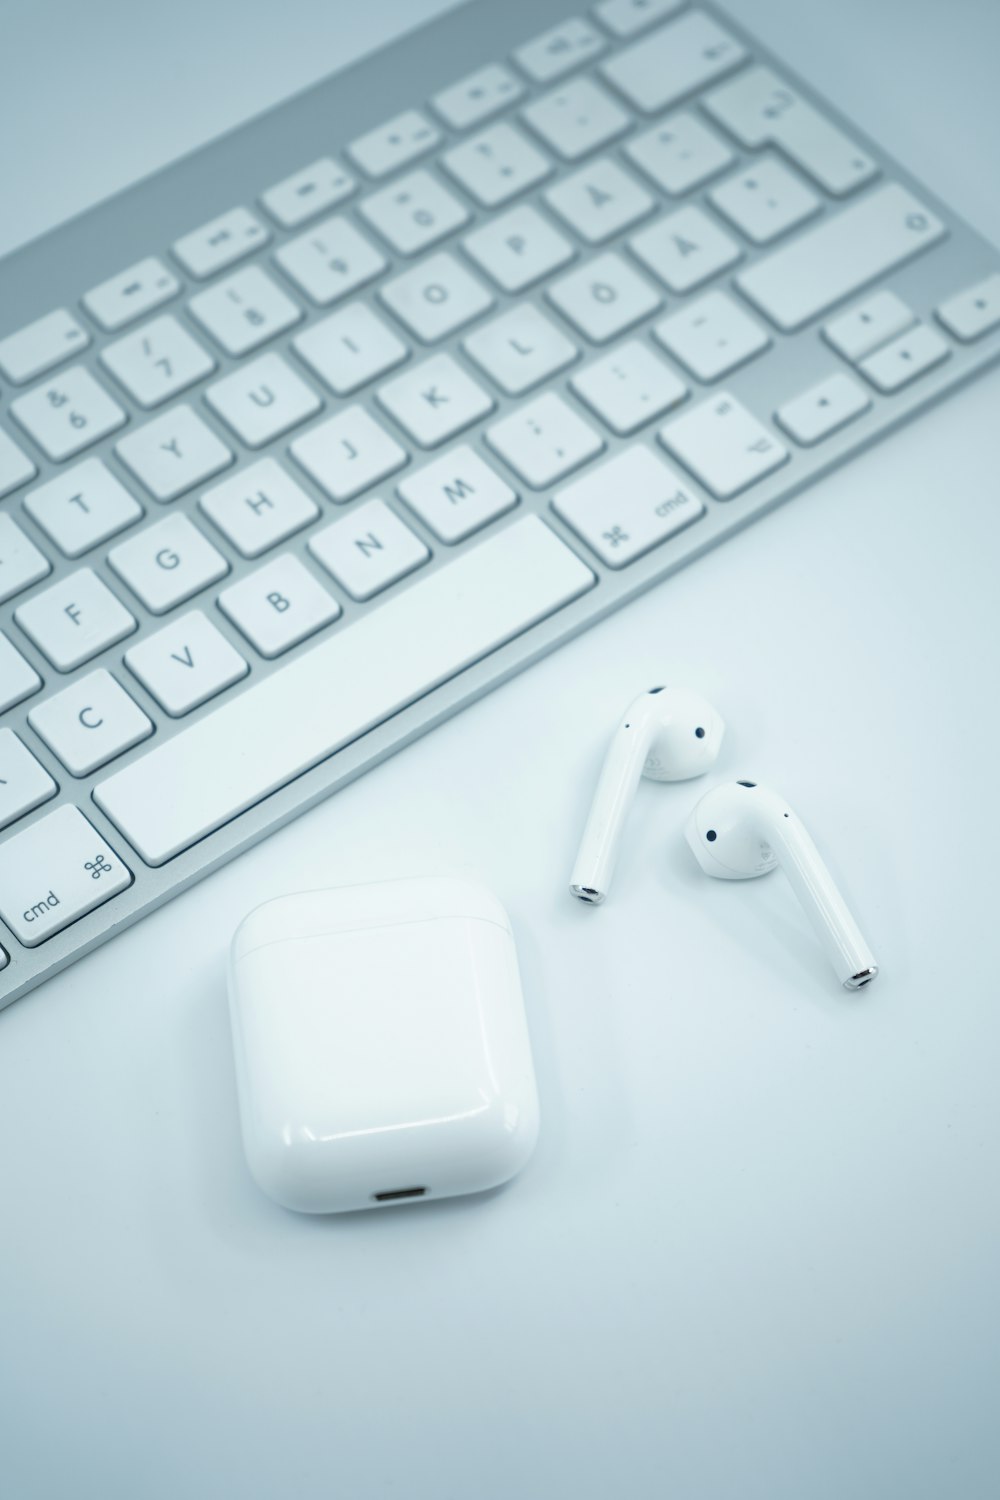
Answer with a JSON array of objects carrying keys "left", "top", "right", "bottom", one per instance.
[{"left": 2, "top": 0, "right": 999, "bottom": 1006}]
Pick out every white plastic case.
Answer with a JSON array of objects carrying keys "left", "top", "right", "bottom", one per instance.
[{"left": 228, "top": 877, "right": 539, "bottom": 1213}]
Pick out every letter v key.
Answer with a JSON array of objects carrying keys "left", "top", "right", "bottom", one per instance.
[{"left": 124, "top": 610, "right": 248, "bottom": 717}]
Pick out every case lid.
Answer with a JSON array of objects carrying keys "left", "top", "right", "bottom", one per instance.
[{"left": 231, "top": 875, "right": 512, "bottom": 962}]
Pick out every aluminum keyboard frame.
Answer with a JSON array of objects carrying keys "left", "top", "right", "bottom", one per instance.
[{"left": 1, "top": 0, "right": 999, "bottom": 1008}]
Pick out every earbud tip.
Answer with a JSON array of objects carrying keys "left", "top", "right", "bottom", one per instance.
[
  {"left": 844, "top": 965, "right": 878, "bottom": 990},
  {"left": 570, "top": 883, "right": 605, "bottom": 905}
]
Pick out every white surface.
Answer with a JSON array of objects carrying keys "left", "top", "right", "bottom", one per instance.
[{"left": 1, "top": 1, "right": 1000, "bottom": 1497}]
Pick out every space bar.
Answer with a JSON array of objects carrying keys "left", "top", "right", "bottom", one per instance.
[{"left": 95, "top": 516, "right": 594, "bottom": 866}]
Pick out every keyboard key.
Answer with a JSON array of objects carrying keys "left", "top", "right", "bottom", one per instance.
[
  {"left": 570, "top": 340, "right": 687, "bottom": 434},
  {"left": 377, "top": 354, "right": 493, "bottom": 447},
  {"left": 824, "top": 291, "right": 916, "bottom": 363},
  {"left": 660, "top": 392, "right": 788, "bottom": 498},
  {"left": 858, "top": 324, "right": 950, "bottom": 392},
  {"left": 173, "top": 207, "right": 269, "bottom": 279},
  {"left": 709, "top": 158, "right": 821, "bottom": 244},
  {"left": 380, "top": 254, "right": 494, "bottom": 343},
  {"left": 308, "top": 499, "right": 429, "bottom": 600},
  {"left": 0, "top": 729, "right": 57, "bottom": 831},
  {"left": 705, "top": 66, "right": 877, "bottom": 198},
  {"left": 100, "top": 315, "right": 216, "bottom": 408},
  {"left": 936, "top": 273, "right": 1000, "bottom": 342},
  {"left": 775, "top": 372, "right": 871, "bottom": 445},
  {"left": 737, "top": 185, "right": 947, "bottom": 332},
  {"left": 205, "top": 353, "right": 321, "bottom": 447},
  {"left": 601, "top": 11, "right": 745, "bottom": 113},
  {"left": 0, "top": 632, "right": 42, "bottom": 714},
  {"left": 593, "top": 0, "right": 685, "bottom": 37},
  {"left": 359, "top": 171, "right": 470, "bottom": 257},
  {"left": 547, "top": 253, "right": 660, "bottom": 343},
  {"left": 0, "top": 513, "right": 51, "bottom": 604},
  {"left": 260, "top": 158, "right": 355, "bottom": 228},
  {"left": 189, "top": 266, "right": 301, "bottom": 356},
  {"left": 432, "top": 64, "right": 524, "bottom": 131},
  {"left": 200, "top": 459, "right": 319, "bottom": 558},
  {"left": 125, "top": 610, "right": 249, "bottom": 717},
  {"left": 28, "top": 670, "right": 153, "bottom": 776},
  {"left": 464, "top": 306, "right": 578, "bottom": 396},
  {"left": 653, "top": 291, "right": 770, "bottom": 381},
  {"left": 95, "top": 515, "right": 594, "bottom": 865},
  {"left": 443, "top": 123, "right": 553, "bottom": 209},
  {"left": 115, "top": 406, "right": 233, "bottom": 502},
  {"left": 0, "top": 804, "right": 131, "bottom": 948},
  {"left": 514, "top": 18, "right": 606, "bottom": 83},
  {"left": 522, "top": 79, "right": 629, "bottom": 160},
  {"left": 348, "top": 110, "right": 440, "bottom": 179},
  {"left": 11, "top": 368, "right": 126, "bottom": 462},
  {"left": 293, "top": 304, "right": 408, "bottom": 396},
  {"left": 108, "top": 514, "right": 229, "bottom": 614},
  {"left": 0, "top": 427, "right": 36, "bottom": 498},
  {"left": 545, "top": 158, "right": 653, "bottom": 243},
  {"left": 398, "top": 447, "right": 517, "bottom": 543},
  {"left": 462, "top": 206, "right": 575, "bottom": 293},
  {"left": 629, "top": 206, "right": 741, "bottom": 293},
  {"left": 0, "top": 309, "right": 90, "bottom": 385},
  {"left": 291, "top": 407, "right": 407, "bottom": 502},
  {"left": 486, "top": 391, "right": 603, "bottom": 487},
  {"left": 219, "top": 554, "right": 341, "bottom": 658},
  {"left": 275, "top": 216, "right": 387, "bottom": 306},
  {"left": 625, "top": 112, "right": 733, "bottom": 195},
  {"left": 24, "top": 459, "right": 143, "bottom": 557},
  {"left": 15, "top": 568, "right": 136, "bottom": 671},
  {"left": 83, "top": 258, "right": 180, "bottom": 331},
  {"left": 552, "top": 443, "right": 704, "bottom": 566}
]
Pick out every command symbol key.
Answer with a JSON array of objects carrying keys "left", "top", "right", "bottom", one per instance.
[{"left": 0, "top": 806, "right": 132, "bottom": 949}]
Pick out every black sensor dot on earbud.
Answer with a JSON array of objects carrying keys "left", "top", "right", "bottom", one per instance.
[
  {"left": 695, "top": 726, "right": 705, "bottom": 738},
  {"left": 706, "top": 830, "right": 717, "bottom": 842},
  {"left": 737, "top": 780, "right": 756, "bottom": 788}
]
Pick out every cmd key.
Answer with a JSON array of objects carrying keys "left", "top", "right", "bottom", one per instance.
[{"left": 0, "top": 805, "right": 132, "bottom": 947}]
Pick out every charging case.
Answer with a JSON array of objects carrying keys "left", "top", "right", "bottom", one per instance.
[{"left": 228, "top": 877, "right": 540, "bottom": 1213}]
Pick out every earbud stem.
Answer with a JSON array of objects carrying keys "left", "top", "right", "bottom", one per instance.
[
  {"left": 569, "top": 722, "right": 649, "bottom": 904},
  {"left": 771, "top": 817, "right": 878, "bottom": 990}
]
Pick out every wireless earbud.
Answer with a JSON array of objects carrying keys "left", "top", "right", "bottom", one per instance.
[
  {"left": 570, "top": 686, "right": 725, "bottom": 904},
  {"left": 684, "top": 781, "right": 878, "bottom": 990}
]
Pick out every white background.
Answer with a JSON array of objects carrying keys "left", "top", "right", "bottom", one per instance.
[{"left": 1, "top": 3, "right": 999, "bottom": 1497}]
